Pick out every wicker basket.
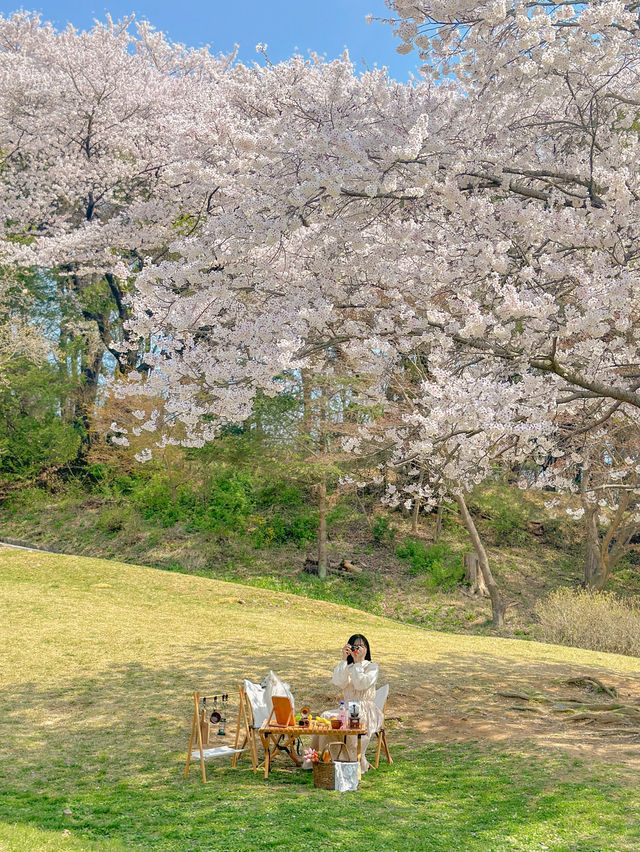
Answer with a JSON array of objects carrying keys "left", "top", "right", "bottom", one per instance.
[
  {"left": 312, "top": 761, "right": 335, "bottom": 789},
  {"left": 312, "top": 743, "right": 351, "bottom": 790}
]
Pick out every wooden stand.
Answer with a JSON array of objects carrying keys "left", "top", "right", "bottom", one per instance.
[
  {"left": 184, "top": 690, "right": 245, "bottom": 783},
  {"left": 185, "top": 691, "right": 208, "bottom": 783}
]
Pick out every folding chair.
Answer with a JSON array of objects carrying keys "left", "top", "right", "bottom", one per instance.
[
  {"left": 232, "top": 682, "right": 264, "bottom": 771},
  {"left": 370, "top": 683, "right": 393, "bottom": 769}
]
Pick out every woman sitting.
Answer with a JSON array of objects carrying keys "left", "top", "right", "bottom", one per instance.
[{"left": 308, "top": 633, "right": 384, "bottom": 773}]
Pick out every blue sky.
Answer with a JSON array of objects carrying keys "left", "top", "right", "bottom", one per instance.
[{"left": 2, "top": 0, "right": 421, "bottom": 80}]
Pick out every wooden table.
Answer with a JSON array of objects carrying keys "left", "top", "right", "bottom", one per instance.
[{"left": 258, "top": 723, "right": 367, "bottom": 779}]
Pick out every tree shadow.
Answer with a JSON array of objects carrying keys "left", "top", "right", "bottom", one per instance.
[{"left": 1, "top": 646, "right": 639, "bottom": 850}]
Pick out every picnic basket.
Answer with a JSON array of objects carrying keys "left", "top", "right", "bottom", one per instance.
[
  {"left": 312, "top": 761, "right": 335, "bottom": 789},
  {"left": 312, "top": 742, "right": 350, "bottom": 790}
]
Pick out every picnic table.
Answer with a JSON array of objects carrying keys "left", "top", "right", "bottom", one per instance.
[{"left": 258, "top": 721, "right": 366, "bottom": 779}]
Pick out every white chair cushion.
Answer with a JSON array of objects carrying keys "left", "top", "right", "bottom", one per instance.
[
  {"left": 243, "top": 679, "right": 268, "bottom": 728},
  {"left": 374, "top": 683, "right": 389, "bottom": 713}
]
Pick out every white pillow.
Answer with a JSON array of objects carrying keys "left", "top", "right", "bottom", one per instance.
[
  {"left": 374, "top": 684, "right": 389, "bottom": 713},
  {"left": 243, "top": 679, "right": 268, "bottom": 728},
  {"left": 261, "top": 670, "right": 295, "bottom": 717}
]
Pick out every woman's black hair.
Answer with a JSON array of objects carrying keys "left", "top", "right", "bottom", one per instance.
[{"left": 346, "top": 633, "right": 372, "bottom": 665}]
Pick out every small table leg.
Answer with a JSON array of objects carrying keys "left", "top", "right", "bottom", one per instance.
[
  {"left": 266, "top": 735, "right": 273, "bottom": 779},
  {"left": 259, "top": 732, "right": 271, "bottom": 780}
]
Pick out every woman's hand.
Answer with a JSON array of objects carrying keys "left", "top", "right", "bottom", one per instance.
[
  {"left": 341, "top": 644, "right": 352, "bottom": 661},
  {"left": 352, "top": 644, "right": 366, "bottom": 664}
]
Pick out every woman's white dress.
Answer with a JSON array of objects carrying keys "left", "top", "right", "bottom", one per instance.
[{"left": 313, "top": 660, "right": 384, "bottom": 772}]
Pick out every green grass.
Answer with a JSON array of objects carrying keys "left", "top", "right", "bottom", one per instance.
[
  {"left": 2, "top": 549, "right": 640, "bottom": 851},
  {"left": 2, "top": 744, "right": 639, "bottom": 852}
]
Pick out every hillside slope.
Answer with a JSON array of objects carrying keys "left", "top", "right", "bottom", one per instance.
[{"left": 1, "top": 481, "right": 619, "bottom": 640}]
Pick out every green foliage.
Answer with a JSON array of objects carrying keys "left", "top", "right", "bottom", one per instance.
[
  {"left": 488, "top": 503, "right": 530, "bottom": 545},
  {"left": 131, "top": 475, "right": 181, "bottom": 527},
  {"left": 251, "top": 482, "right": 318, "bottom": 547},
  {"left": 129, "top": 467, "right": 319, "bottom": 545},
  {"left": 77, "top": 277, "right": 114, "bottom": 316},
  {"left": 372, "top": 515, "right": 396, "bottom": 545},
  {"left": 255, "top": 479, "right": 306, "bottom": 511},
  {"left": 396, "top": 538, "right": 464, "bottom": 589},
  {"left": 470, "top": 486, "right": 531, "bottom": 546},
  {"left": 189, "top": 469, "right": 255, "bottom": 535},
  {"left": 132, "top": 469, "right": 255, "bottom": 536},
  {"left": 0, "top": 359, "right": 83, "bottom": 481},
  {"left": 251, "top": 511, "right": 317, "bottom": 548}
]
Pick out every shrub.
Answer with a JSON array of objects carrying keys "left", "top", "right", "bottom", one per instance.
[
  {"left": 535, "top": 588, "right": 640, "bottom": 657},
  {"left": 251, "top": 510, "right": 317, "bottom": 548},
  {"left": 396, "top": 539, "right": 464, "bottom": 590},
  {"left": 487, "top": 504, "right": 530, "bottom": 546},
  {"left": 255, "top": 481, "right": 305, "bottom": 510},
  {"left": 132, "top": 475, "right": 182, "bottom": 527},
  {"left": 188, "top": 471, "right": 255, "bottom": 536},
  {"left": 97, "top": 506, "right": 128, "bottom": 534},
  {"left": 131, "top": 469, "right": 255, "bottom": 535},
  {"left": 372, "top": 516, "right": 396, "bottom": 545}
]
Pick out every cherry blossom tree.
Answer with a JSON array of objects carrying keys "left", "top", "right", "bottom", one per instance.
[
  {"left": 381, "top": 0, "right": 640, "bottom": 414},
  {"left": 113, "top": 13, "right": 640, "bottom": 617},
  {"left": 0, "top": 12, "right": 234, "bottom": 421},
  {"left": 123, "top": 0, "right": 640, "bottom": 447}
]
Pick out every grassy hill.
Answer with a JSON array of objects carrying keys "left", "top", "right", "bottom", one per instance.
[
  {"left": 3, "top": 480, "right": 628, "bottom": 642},
  {"left": 2, "top": 548, "right": 640, "bottom": 851}
]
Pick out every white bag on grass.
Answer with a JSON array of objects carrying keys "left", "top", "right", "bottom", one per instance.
[
  {"left": 333, "top": 761, "right": 360, "bottom": 792},
  {"left": 328, "top": 741, "right": 360, "bottom": 792}
]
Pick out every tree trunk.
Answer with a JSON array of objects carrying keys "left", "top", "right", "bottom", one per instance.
[
  {"left": 463, "top": 551, "right": 489, "bottom": 597},
  {"left": 584, "top": 536, "right": 604, "bottom": 588},
  {"left": 317, "top": 471, "right": 328, "bottom": 579},
  {"left": 301, "top": 368, "right": 312, "bottom": 432},
  {"left": 434, "top": 503, "right": 443, "bottom": 543},
  {"left": 585, "top": 539, "right": 612, "bottom": 591},
  {"left": 411, "top": 472, "right": 424, "bottom": 534},
  {"left": 455, "top": 493, "right": 505, "bottom": 628},
  {"left": 411, "top": 498, "right": 420, "bottom": 534},
  {"left": 581, "top": 498, "right": 607, "bottom": 589}
]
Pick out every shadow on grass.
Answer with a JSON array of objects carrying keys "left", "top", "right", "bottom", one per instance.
[{"left": 2, "top": 650, "right": 640, "bottom": 851}]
